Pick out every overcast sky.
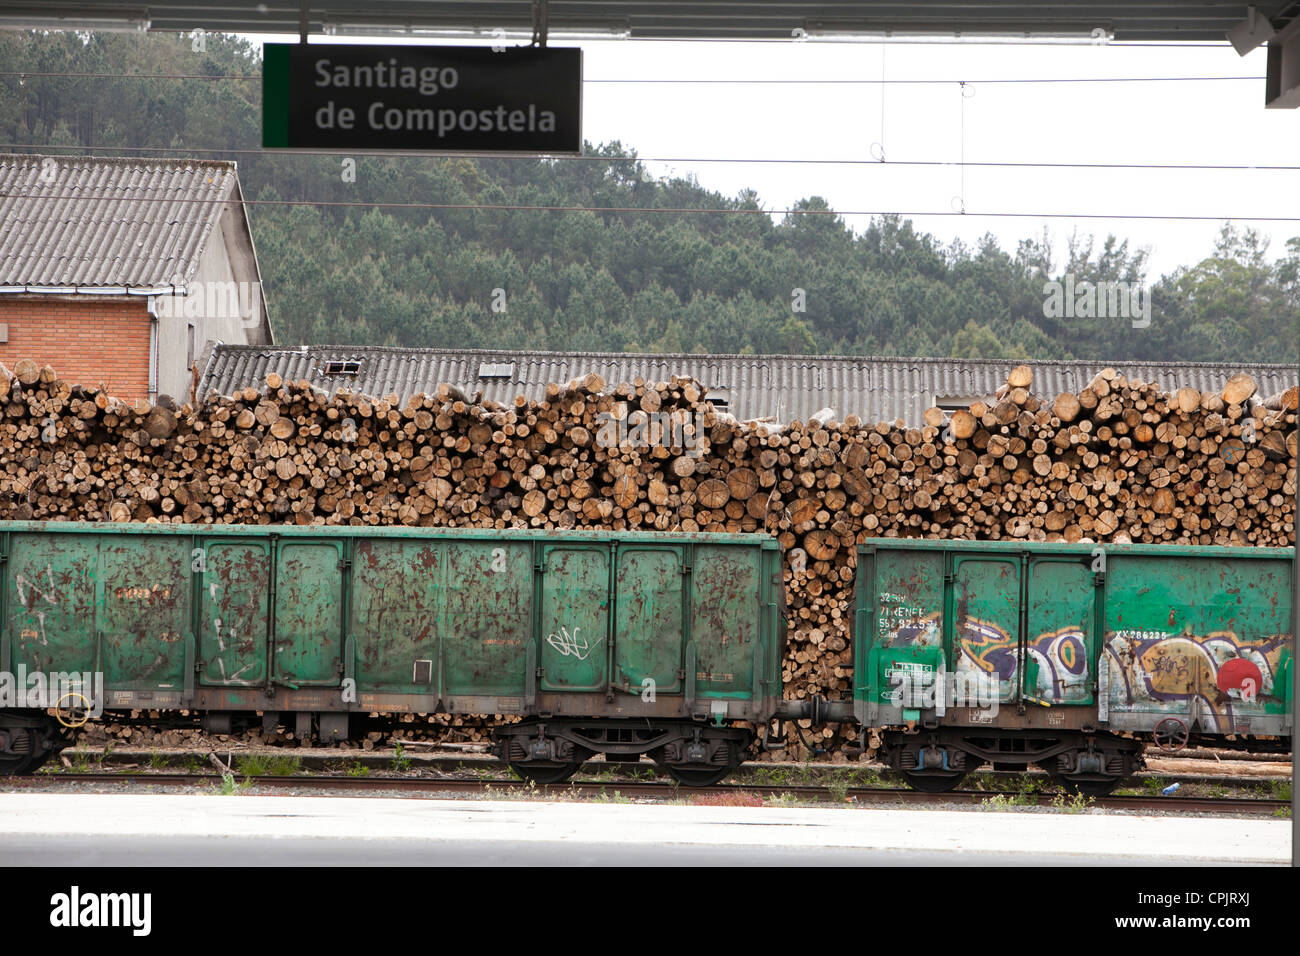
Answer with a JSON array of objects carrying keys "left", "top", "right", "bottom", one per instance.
[{"left": 251, "top": 33, "right": 1299, "bottom": 280}]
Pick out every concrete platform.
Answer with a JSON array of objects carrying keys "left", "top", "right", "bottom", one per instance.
[{"left": 0, "top": 794, "right": 1287, "bottom": 865}]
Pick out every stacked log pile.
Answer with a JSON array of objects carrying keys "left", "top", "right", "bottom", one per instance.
[
  {"left": 1, "top": 357, "right": 1295, "bottom": 758},
  {"left": 76, "top": 710, "right": 499, "bottom": 752}
]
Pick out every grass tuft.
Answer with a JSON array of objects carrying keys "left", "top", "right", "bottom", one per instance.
[{"left": 235, "top": 753, "right": 302, "bottom": 777}]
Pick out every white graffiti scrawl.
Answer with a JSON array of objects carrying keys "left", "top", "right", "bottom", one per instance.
[
  {"left": 15, "top": 564, "right": 58, "bottom": 646},
  {"left": 546, "top": 625, "right": 602, "bottom": 662}
]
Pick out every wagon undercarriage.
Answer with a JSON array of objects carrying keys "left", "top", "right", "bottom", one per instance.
[
  {"left": 881, "top": 728, "right": 1144, "bottom": 796},
  {"left": 495, "top": 717, "right": 753, "bottom": 786}
]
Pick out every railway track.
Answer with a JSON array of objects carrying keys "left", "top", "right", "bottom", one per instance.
[
  {"left": 49, "top": 747, "right": 1294, "bottom": 788},
  {"left": 5, "top": 771, "right": 1288, "bottom": 815}
]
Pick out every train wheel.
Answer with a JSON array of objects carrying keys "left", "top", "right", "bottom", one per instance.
[
  {"left": 509, "top": 761, "right": 584, "bottom": 786},
  {"left": 902, "top": 770, "right": 967, "bottom": 793},
  {"left": 1052, "top": 774, "right": 1121, "bottom": 797},
  {"left": 0, "top": 724, "right": 39, "bottom": 776},
  {"left": 0, "top": 753, "right": 33, "bottom": 775},
  {"left": 24, "top": 750, "right": 54, "bottom": 773},
  {"left": 659, "top": 763, "right": 734, "bottom": 787}
]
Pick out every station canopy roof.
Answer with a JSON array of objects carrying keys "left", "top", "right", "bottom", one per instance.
[{"left": 1, "top": 2, "right": 1295, "bottom": 43}]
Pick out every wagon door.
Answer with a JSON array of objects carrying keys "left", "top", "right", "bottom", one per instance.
[
  {"left": 349, "top": 538, "right": 442, "bottom": 695},
  {"left": 951, "top": 555, "right": 1021, "bottom": 705},
  {"left": 857, "top": 545, "right": 947, "bottom": 724},
  {"left": 272, "top": 539, "right": 345, "bottom": 686},
  {"left": 1024, "top": 556, "right": 1096, "bottom": 705},
  {"left": 690, "top": 544, "right": 762, "bottom": 703},
  {"left": 613, "top": 545, "right": 684, "bottom": 698},
  {"left": 538, "top": 544, "right": 610, "bottom": 692},
  {"left": 197, "top": 539, "right": 270, "bottom": 686},
  {"left": 443, "top": 540, "right": 533, "bottom": 702},
  {"left": 5, "top": 532, "right": 99, "bottom": 677},
  {"left": 99, "top": 534, "right": 191, "bottom": 691}
]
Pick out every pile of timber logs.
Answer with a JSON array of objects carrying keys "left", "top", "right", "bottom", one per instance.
[
  {"left": 1, "top": 357, "right": 1295, "bottom": 757},
  {"left": 75, "top": 710, "right": 502, "bottom": 751}
]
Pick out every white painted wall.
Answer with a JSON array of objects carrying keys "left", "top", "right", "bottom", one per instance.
[{"left": 152, "top": 204, "right": 271, "bottom": 401}]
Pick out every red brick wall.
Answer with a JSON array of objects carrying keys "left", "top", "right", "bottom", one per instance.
[{"left": 0, "top": 296, "right": 151, "bottom": 402}]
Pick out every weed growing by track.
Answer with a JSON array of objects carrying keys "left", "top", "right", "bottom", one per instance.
[
  {"left": 764, "top": 791, "right": 801, "bottom": 806},
  {"left": 980, "top": 792, "right": 1037, "bottom": 810},
  {"left": 1142, "top": 776, "right": 1169, "bottom": 796},
  {"left": 235, "top": 754, "right": 302, "bottom": 776},
  {"left": 969, "top": 771, "right": 1046, "bottom": 794},
  {"left": 1050, "top": 792, "right": 1094, "bottom": 813},
  {"left": 216, "top": 771, "right": 251, "bottom": 796},
  {"left": 592, "top": 789, "right": 634, "bottom": 804},
  {"left": 391, "top": 743, "right": 412, "bottom": 773},
  {"left": 980, "top": 790, "right": 1093, "bottom": 812},
  {"left": 689, "top": 791, "right": 763, "bottom": 807},
  {"left": 64, "top": 749, "right": 95, "bottom": 773}
]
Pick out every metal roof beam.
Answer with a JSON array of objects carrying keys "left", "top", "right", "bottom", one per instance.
[{"left": 0, "top": 2, "right": 1295, "bottom": 43}]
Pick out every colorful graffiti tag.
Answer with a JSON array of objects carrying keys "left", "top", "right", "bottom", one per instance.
[
  {"left": 879, "top": 608, "right": 1091, "bottom": 703},
  {"left": 955, "top": 618, "right": 1091, "bottom": 703},
  {"left": 876, "top": 606, "right": 1292, "bottom": 723},
  {"left": 1103, "top": 630, "right": 1289, "bottom": 731}
]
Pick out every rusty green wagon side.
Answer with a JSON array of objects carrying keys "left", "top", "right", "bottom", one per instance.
[
  {"left": 851, "top": 537, "right": 1294, "bottom": 794},
  {"left": 0, "top": 521, "right": 785, "bottom": 784}
]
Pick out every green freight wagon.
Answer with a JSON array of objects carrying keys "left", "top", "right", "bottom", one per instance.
[
  {"left": 852, "top": 538, "right": 1294, "bottom": 794},
  {"left": 0, "top": 522, "right": 786, "bottom": 784}
]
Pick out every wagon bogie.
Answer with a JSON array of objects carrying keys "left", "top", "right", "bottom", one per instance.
[
  {"left": 495, "top": 717, "right": 752, "bottom": 786},
  {"left": 0, "top": 710, "right": 61, "bottom": 774},
  {"left": 881, "top": 727, "right": 1142, "bottom": 794}
]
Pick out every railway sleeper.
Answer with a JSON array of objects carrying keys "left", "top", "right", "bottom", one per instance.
[{"left": 495, "top": 719, "right": 753, "bottom": 787}]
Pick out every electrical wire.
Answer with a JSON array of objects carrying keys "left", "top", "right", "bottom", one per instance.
[
  {"left": 587, "top": 75, "right": 1265, "bottom": 84},
  {"left": 555, "top": 37, "right": 1243, "bottom": 48},
  {"left": 0, "top": 190, "right": 1295, "bottom": 221},
  {"left": 3, "top": 142, "right": 1296, "bottom": 172}
]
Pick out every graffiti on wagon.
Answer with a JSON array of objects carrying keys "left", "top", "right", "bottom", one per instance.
[{"left": 546, "top": 624, "right": 603, "bottom": 662}]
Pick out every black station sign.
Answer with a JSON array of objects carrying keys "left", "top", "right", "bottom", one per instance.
[{"left": 263, "top": 43, "right": 582, "bottom": 153}]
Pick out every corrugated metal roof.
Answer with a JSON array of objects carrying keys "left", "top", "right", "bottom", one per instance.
[
  {"left": 0, "top": 153, "right": 237, "bottom": 289},
  {"left": 198, "top": 344, "right": 1298, "bottom": 424}
]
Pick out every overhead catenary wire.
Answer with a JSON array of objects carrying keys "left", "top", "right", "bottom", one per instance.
[
  {"left": 587, "top": 75, "right": 1266, "bottom": 84},
  {"left": 0, "top": 190, "right": 1296, "bottom": 221},
  {"left": 523, "top": 37, "right": 1244, "bottom": 48},
  {"left": 3, "top": 142, "right": 1297, "bottom": 172}
]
